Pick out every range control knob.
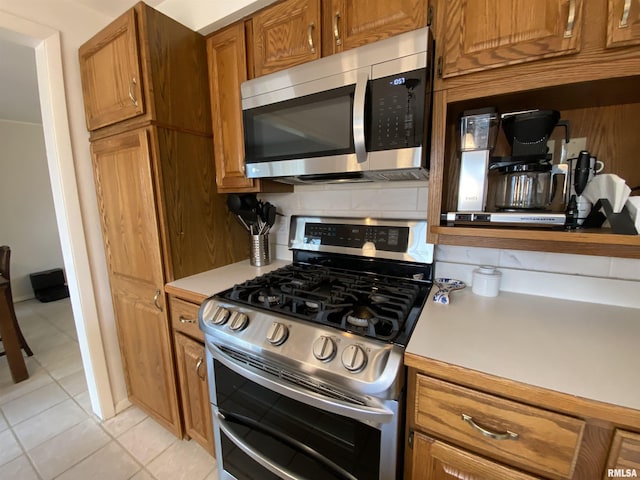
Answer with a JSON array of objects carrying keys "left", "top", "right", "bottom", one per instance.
[
  {"left": 341, "top": 344, "right": 367, "bottom": 373},
  {"left": 228, "top": 311, "right": 249, "bottom": 331},
  {"left": 266, "top": 322, "right": 289, "bottom": 346},
  {"left": 312, "top": 336, "right": 336, "bottom": 362},
  {"left": 199, "top": 300, "right": 217, "bottom": 326},
  {"left": 211, "top": 306, "right": 230, "bottom": 325}
]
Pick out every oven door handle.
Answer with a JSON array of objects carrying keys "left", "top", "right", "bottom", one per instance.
[
  {"left": 217, "top": 409, "right": 358, "bottom": 480},
  {"left": 210, "top": 344, "right": 395, "bottom": 425}
]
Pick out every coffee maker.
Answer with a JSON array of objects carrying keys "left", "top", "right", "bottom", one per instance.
[
  {"left": 490, "top": 110, "right": 570, "bottom": 212},
  {"left": 447, "top": 109, "right": 573, "bottom": 227}
]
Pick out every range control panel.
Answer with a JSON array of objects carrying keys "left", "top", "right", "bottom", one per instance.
[{"left": 303, "top": 223, "right": 409, "bottom": 253}]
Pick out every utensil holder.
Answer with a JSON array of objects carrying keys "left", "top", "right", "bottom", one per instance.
[{"left": 250, "top": 234, "right": 271, "bottom": 266}]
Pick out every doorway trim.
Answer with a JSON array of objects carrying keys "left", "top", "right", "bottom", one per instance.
[{"left": 0, "top": 12, "right": 115, "bottom": 419}]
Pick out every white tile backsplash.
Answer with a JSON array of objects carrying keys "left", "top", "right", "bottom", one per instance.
[{"left": 260, "top": 183, "right": 640, "bottom": 308}]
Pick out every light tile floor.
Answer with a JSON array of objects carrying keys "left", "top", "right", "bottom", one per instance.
[{"left": 0, "top": 298, "right": 219, "bottom": 480}]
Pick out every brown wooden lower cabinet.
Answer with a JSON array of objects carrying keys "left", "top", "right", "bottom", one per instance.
[
  {"left": 411, "top": 433, "right": 542, "bottom": 480},
  {"left": 169, "top": 296, "right": 215, "bottom": 456},
  {"left": 173, "top": 331, "right": 214, "bottom": 455},
  {"left": 405, "top": 355, "right": 640, "bottom": 480}
]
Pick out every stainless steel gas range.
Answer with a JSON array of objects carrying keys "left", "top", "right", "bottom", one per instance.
[{"left": 199, "top": 216, "right": 434, "bottom": 480}]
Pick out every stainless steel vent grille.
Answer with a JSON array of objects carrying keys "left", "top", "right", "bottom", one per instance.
[{"left": 218, "top": 345, "right": 366, "bottom": 406}]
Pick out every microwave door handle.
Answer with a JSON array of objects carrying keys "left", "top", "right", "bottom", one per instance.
[
  {"left": 217, "top": 409, "right": 358, "bottom": 480},
  {"left": 353, "top": 71, "right": 369, "bottom": 164}
]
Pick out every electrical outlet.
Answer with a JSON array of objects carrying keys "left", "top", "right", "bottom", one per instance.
[{"left": 561, "top": 137, "right": 587, "bottom": 163}]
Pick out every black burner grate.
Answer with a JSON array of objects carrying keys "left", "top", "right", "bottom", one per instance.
[{"left": 222, "top": 263, "right": 430, "bottom": 344}]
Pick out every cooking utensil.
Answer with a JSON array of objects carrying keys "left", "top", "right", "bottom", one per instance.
[
  {"left": 574, "top": 150, "right": 591, "bottom": 196},
  {"left": 226, "top": 194, "right": 243, "bottom": 214}
]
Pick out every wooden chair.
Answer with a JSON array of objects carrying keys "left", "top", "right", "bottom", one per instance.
[{"left": 0, "top": 246, "right": 33, "bottom": 357}]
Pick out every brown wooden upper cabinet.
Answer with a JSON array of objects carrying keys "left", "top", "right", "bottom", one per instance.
[
  {"left": 607, "top": 0, "right": 640, "bottom": 47},
  {"left": 322, "top": 0, "right": 428, "bottom": 55},
  {"left": 80, "top": 2, "right": 211, "bottom": 134},
  {"left": 251, "top": 0, "right": 428, "bottom": 76},
  {"left": 252, "top": 0, "right": 321, "bottom": 76},
  {"left": 79, "top": 9, "right": 144, "bottom": 130},
  {"left": 439, "top": 0, "right": 584, "bottom": 78},
  {"left": 207, "top": 23, "right": 259, "bottom": 192}
]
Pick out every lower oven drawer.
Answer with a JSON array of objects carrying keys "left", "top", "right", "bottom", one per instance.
[{"left": 414, "top": 374, "right": 585, "bottom": 479}]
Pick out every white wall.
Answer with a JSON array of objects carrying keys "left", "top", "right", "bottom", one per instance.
[
  {"left": 0, "top": 0, "right": 128, "bottom": 409},
  {"left": 261, "top": 183, "right": 640, "bottom": 308},
  {"left": 0, "top": 119, "right": 64, "bottom": 300}
]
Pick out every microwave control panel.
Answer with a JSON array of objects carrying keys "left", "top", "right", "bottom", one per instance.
[{"left": 368, "top": 68, "right": 427, "bottom": 151}]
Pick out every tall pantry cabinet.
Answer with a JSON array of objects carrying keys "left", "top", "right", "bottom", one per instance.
[{"left": 79, "top": 2, "right": 247, "bottom": 437}]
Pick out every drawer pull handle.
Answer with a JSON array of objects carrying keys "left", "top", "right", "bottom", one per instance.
[
  {"left": 179, "top": 316, "right": 196, "bottom": 324},
  {"left": 195, "top": 357, "right": 205, "bottom": 380},
  {"left": 564, "top": 0, "right": 576, "bottom": 38},
  {"left": 620, "top": 0, "right": 631, "bottom": 28},
  {"left": 461, "top": 413, "right": 519, "bottom": 440}
]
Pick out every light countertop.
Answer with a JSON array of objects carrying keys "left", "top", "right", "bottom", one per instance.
[
  {"left": 167, "top": 259, "right": 640, "bottom": 412},
  {"left": 165, "top": 259, "right": 290, "bottom": 303},
  {"left": 407, "top": 288, "right": 640, "bottom": 411}
]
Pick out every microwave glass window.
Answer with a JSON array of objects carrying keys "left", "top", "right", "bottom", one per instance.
[{"left": 244, "top": 85, "right": 355, "bottom": 163}]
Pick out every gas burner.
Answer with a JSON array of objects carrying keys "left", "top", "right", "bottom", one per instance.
[
  {"left": 257, "top": 290, "right": 280, "bottom": 305},
  {"left": 346, "top": 306, "right": 376, "bottom": 327},
  {"left": 369, "top": 293, "right": 389, "bottom": 303},
  {"left": 305, "top": 301, "right": 319, "bottom": 310}
]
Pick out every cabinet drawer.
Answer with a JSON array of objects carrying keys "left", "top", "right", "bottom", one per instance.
[
  {"left": 169, "top": 297, "right": 203, "bottom": 342},
  {"left": 605, "top": 430, "right": 640, "bottom": 479},
  {"left": 414, "top": 375, "right": 585, "bottom": 479}
]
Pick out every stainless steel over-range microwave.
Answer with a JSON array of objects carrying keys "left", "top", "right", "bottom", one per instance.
[{"left": 241, "top": 27, "right": 434, "bottom": 184}]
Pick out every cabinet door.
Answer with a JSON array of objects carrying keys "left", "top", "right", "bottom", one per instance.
[
  {"left": 324, "top": 0, "right": 427, "bottom": 54},
  {"left": 411, "top": 433, "right": 542, "bottom": 480},
  {"left": 604, "top": 430, "right": 640, "bottom": 479},
  {"left": 91, "top": 129, "right": 181, "bottom": 437},
  {"left": 207, "top": 23, "right": 259, "bottom": 192},
  {"left": 174, "top": 332, "right": 215, "bottom": 455},
  {"left": 607, "top": 0, "right": 640, "bottom": 48},
  {"left": 252, "top": 0, "right": 321, "bottom": 76},
  {"left": 79, "top": 9, "right": 144, "bottom": 130},
  {"left": 440, "top": 0, "right": 583, "bottom": 78}
]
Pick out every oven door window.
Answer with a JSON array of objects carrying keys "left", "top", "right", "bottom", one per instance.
[
  {"left": 243, "top": 84, "right": 355, "bottom": 163},
  {"left": 214, "top": 360, "right": 380, "bottom": 480}
]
